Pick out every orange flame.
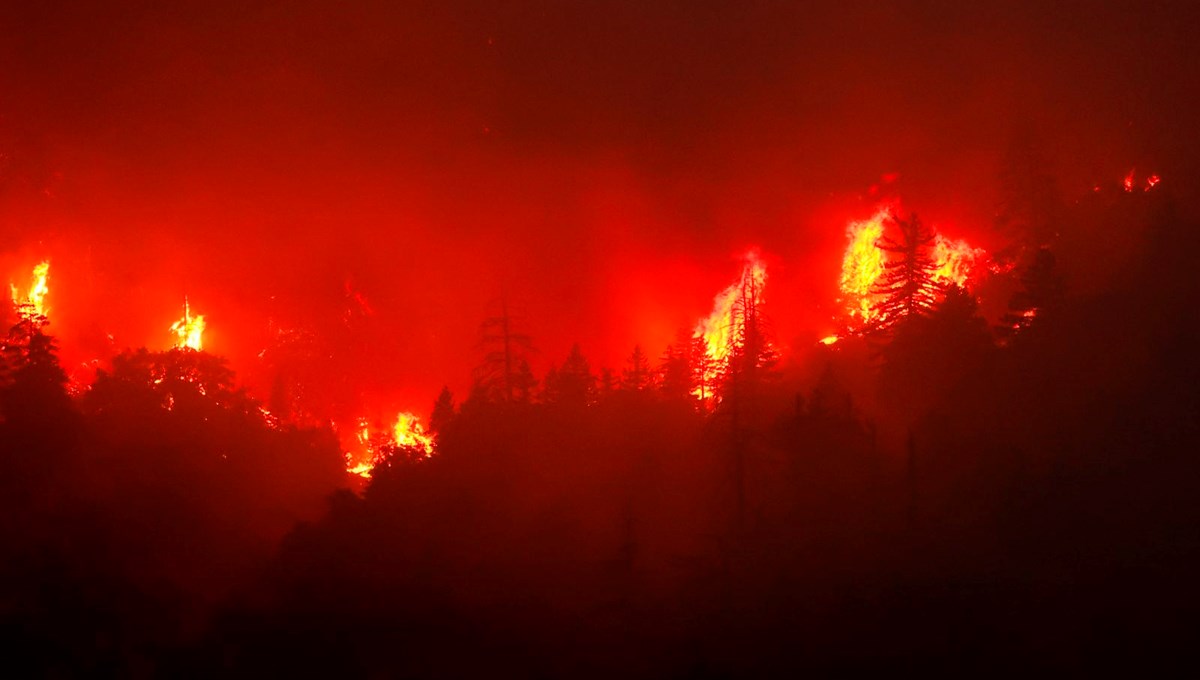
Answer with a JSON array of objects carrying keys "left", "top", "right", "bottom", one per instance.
[
  {"left": 347, "top": 411, "right": 435, "bottom": 478},
  {"left": 393, "top": 412, "right": 434, "bottom": 453},
  {"left": 838, "top": 209, "right": 985, "bottom": 327},
  {"left": 10, "top": 261, "right": 50, "bottom": 321},
  {"left": 838, "top": 209, "right": 889, "bottom": 325},
  {"left": 931, "top": 235, "right": 985, "bottom": 288},
  {"left": 170, "top": 298, "right": 206, "bottom": 351},
  {"left": 692, "top": 252, "right": 767, "bottom": 394}
]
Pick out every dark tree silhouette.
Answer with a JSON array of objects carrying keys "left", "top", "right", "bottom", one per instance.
[
  {"left": 546, "top": 344, "right": 595, "bottom": 407},
  {"left": 2, "top": 325, "right": 74, "bottom": 427},
  {"left": 599, "top": 366, "right": 617, "bottom": 398},
  {"left": 0, "top": 325, "right": 78, "bottom": 499},
  {"left": 998, "top": 247, "right": 1065, "bottom": 339},
  {"left": 474, "top": 296, "right": 535, "bottom": 402},
  {"left": 621, "top": 344, "right": 652, "bottom": 392},
  {"left": 871, "top": 213, "right": 943, "bottom": 329},
  {"left": 880, "top": 284, "right": 993, "bottom": 416},
  {"left": 659, "top": 332, "right": 697, "bottom": 402},
  {"left": 429, "top": 386, "right": 455, "bottom": 434},
  {"left": 717, "top": 266, "right": 778, "bottom": 417},
  {"left": 690, "top": 334, "right": 715, "bottom": 405},
  {"left": 512, "top": 358, "right": 537, "bottom": 403}
]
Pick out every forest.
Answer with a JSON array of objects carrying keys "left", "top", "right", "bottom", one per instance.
[
  {"left": 2, "top": 178, "right": 1198, "bottom": 675},
  {"left": 4, "top": 1, "right": 1200, "bottom": 676}
]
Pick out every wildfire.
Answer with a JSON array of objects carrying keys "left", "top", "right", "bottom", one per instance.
[
  {"left": 10, "top": 261, "right": 50, "bottom": 321},
  {"left": 346, "top": 411, "right": 435, "bottom": 478},
  {"left": 393, "top": 412, "right": 434, "bottom": 453},
  {"left": 170, "top": 298, "right": 206, "bottom": 351},
  {"left": 692, "top": 252, "right": 767, "bottom": 395},
  {"left": 1124, "top": 168, "right": 1136, "bottom": 192},
  {"left": 931, "top": 235, "right": 985, "bottom": 288},
  {"left": 839, "top": 209, "right": 889, "bottom": 325},
  {"left": 837, "top": 209, "right": 985, "bottom": 328}
]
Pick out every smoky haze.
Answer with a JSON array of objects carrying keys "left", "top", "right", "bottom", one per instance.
[{"left": 0, "top": 0, "right": 1196, "bottom": 412}]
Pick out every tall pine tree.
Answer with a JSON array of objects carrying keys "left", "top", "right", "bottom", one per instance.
[{"left": 871, "top": 213, "right": 942, "bottom": 329}]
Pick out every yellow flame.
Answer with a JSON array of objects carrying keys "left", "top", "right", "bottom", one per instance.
[
  {"left": 692, "top": 253, "right": 767, "bottom": 395},
  {"left": 392, "top": 412, "right": 434, "bottom": 453},
  {"left": 838, "top": 209, "right": 888, "bottom": 325},
  {"left": 170, "top": 299, "right": 206, "bottom": 350},
  {"left": 10, "top": 261, "right": 50, "bottom": 320},
  {"left": 839, "top": 210, "right": 985, "bottom": 325},
  {"left": 347, "top": 411, "right": 435, "bottom": 478},
  {"left": 931, "top": 235, "right": 984, "bottom": 288},
  {"left": 819, "top": 335, "right": 840, "bottom": 346}
]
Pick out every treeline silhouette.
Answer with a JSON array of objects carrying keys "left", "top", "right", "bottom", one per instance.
[{"left": 2, "top": 188, "right": 1199, "bottom": 675}]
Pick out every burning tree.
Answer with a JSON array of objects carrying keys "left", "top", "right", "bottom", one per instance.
[
  {"left": 346, "top": 411, "right": 436, "bottom": 478},
  {"left": 870, "top": 213, "right": 943, "bottom": 329},
  {"left": 838, "top": 209, "right": 986, "bottom": 336},
  {"left": 170, "top": 298, "right": 206, "bottom": 351},
  {"left": 716, "top": 258, "right": 778, "bottom": 417},
  {"left": 692, "top": 253, "right": 771, "bottom": 407},
  {"left": 10, "top": 261, "right": 50, "bottom": 324},
  {"left": 840, "top": 210, "right": 889, "bottom": 327},
  {"left": 8, "top": 262, "right": 51, "bottom": 343}
]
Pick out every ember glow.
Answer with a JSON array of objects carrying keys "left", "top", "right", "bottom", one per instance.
[
  {"left": 692, "top": 252, "right": 767, "bottom": 394},
  {"left": 10, "top": 261, "right": 50, "bottom": 321},
  {"left": 170, "top": 299, "right": 206, "bottom": 351}
]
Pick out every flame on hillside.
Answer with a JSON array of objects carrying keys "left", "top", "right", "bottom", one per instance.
[
  {"left": 11, "top": 261, "right": 50, "bottom": 322},
  {"left": 346, "top": 411, "right": 435, "bottom": 478},
  {"left": 839, "top": 210, "right": 889, "bottom": 326},
  {"left": 931, "top": 235, "right": 985, "bottom": 287},
  {"left": 837, "top": 208, "right": 986, "bottom": 332},
  {"left": 170, "top": 298, "right": 206, "bottom": 351},
  {"left": 692, "top": 252, "right": 767, "bottom": 398}
]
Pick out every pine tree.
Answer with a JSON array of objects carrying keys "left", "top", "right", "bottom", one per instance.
[
  {"left": 429, "top": 386, "right": 455, "bottom": 434},
  {"left": 598, "top": 367, "right": 617, "bottom": 399},
  {"left": 540, "top": 365, "right": 560, "bottom": 404},
  {"left": 555, "top": 344, "right": 596, "bottom": 406},
  {"left": 659, "top": 335, "right": 695, "bottom": 401},
  {"left": 621, "top": 345, "right": 652, "bottom": 392},
  {"left": 871, "top": 213, "right": 942, "bottom": 329},
  {"left": 718, "top": 268, "right": 778, "bottom": 413},
  {"left": 511, "top": 358, "right": 537, "bottom": 403},
  {"left": 879, "top": 284, "right": 992, "bottom": 414},
  {"left": 1, "top": 325, "right": 73, "bottom": 426},
  {"left": 474, "top": 296, "right": 535, "bottom": 402}
]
